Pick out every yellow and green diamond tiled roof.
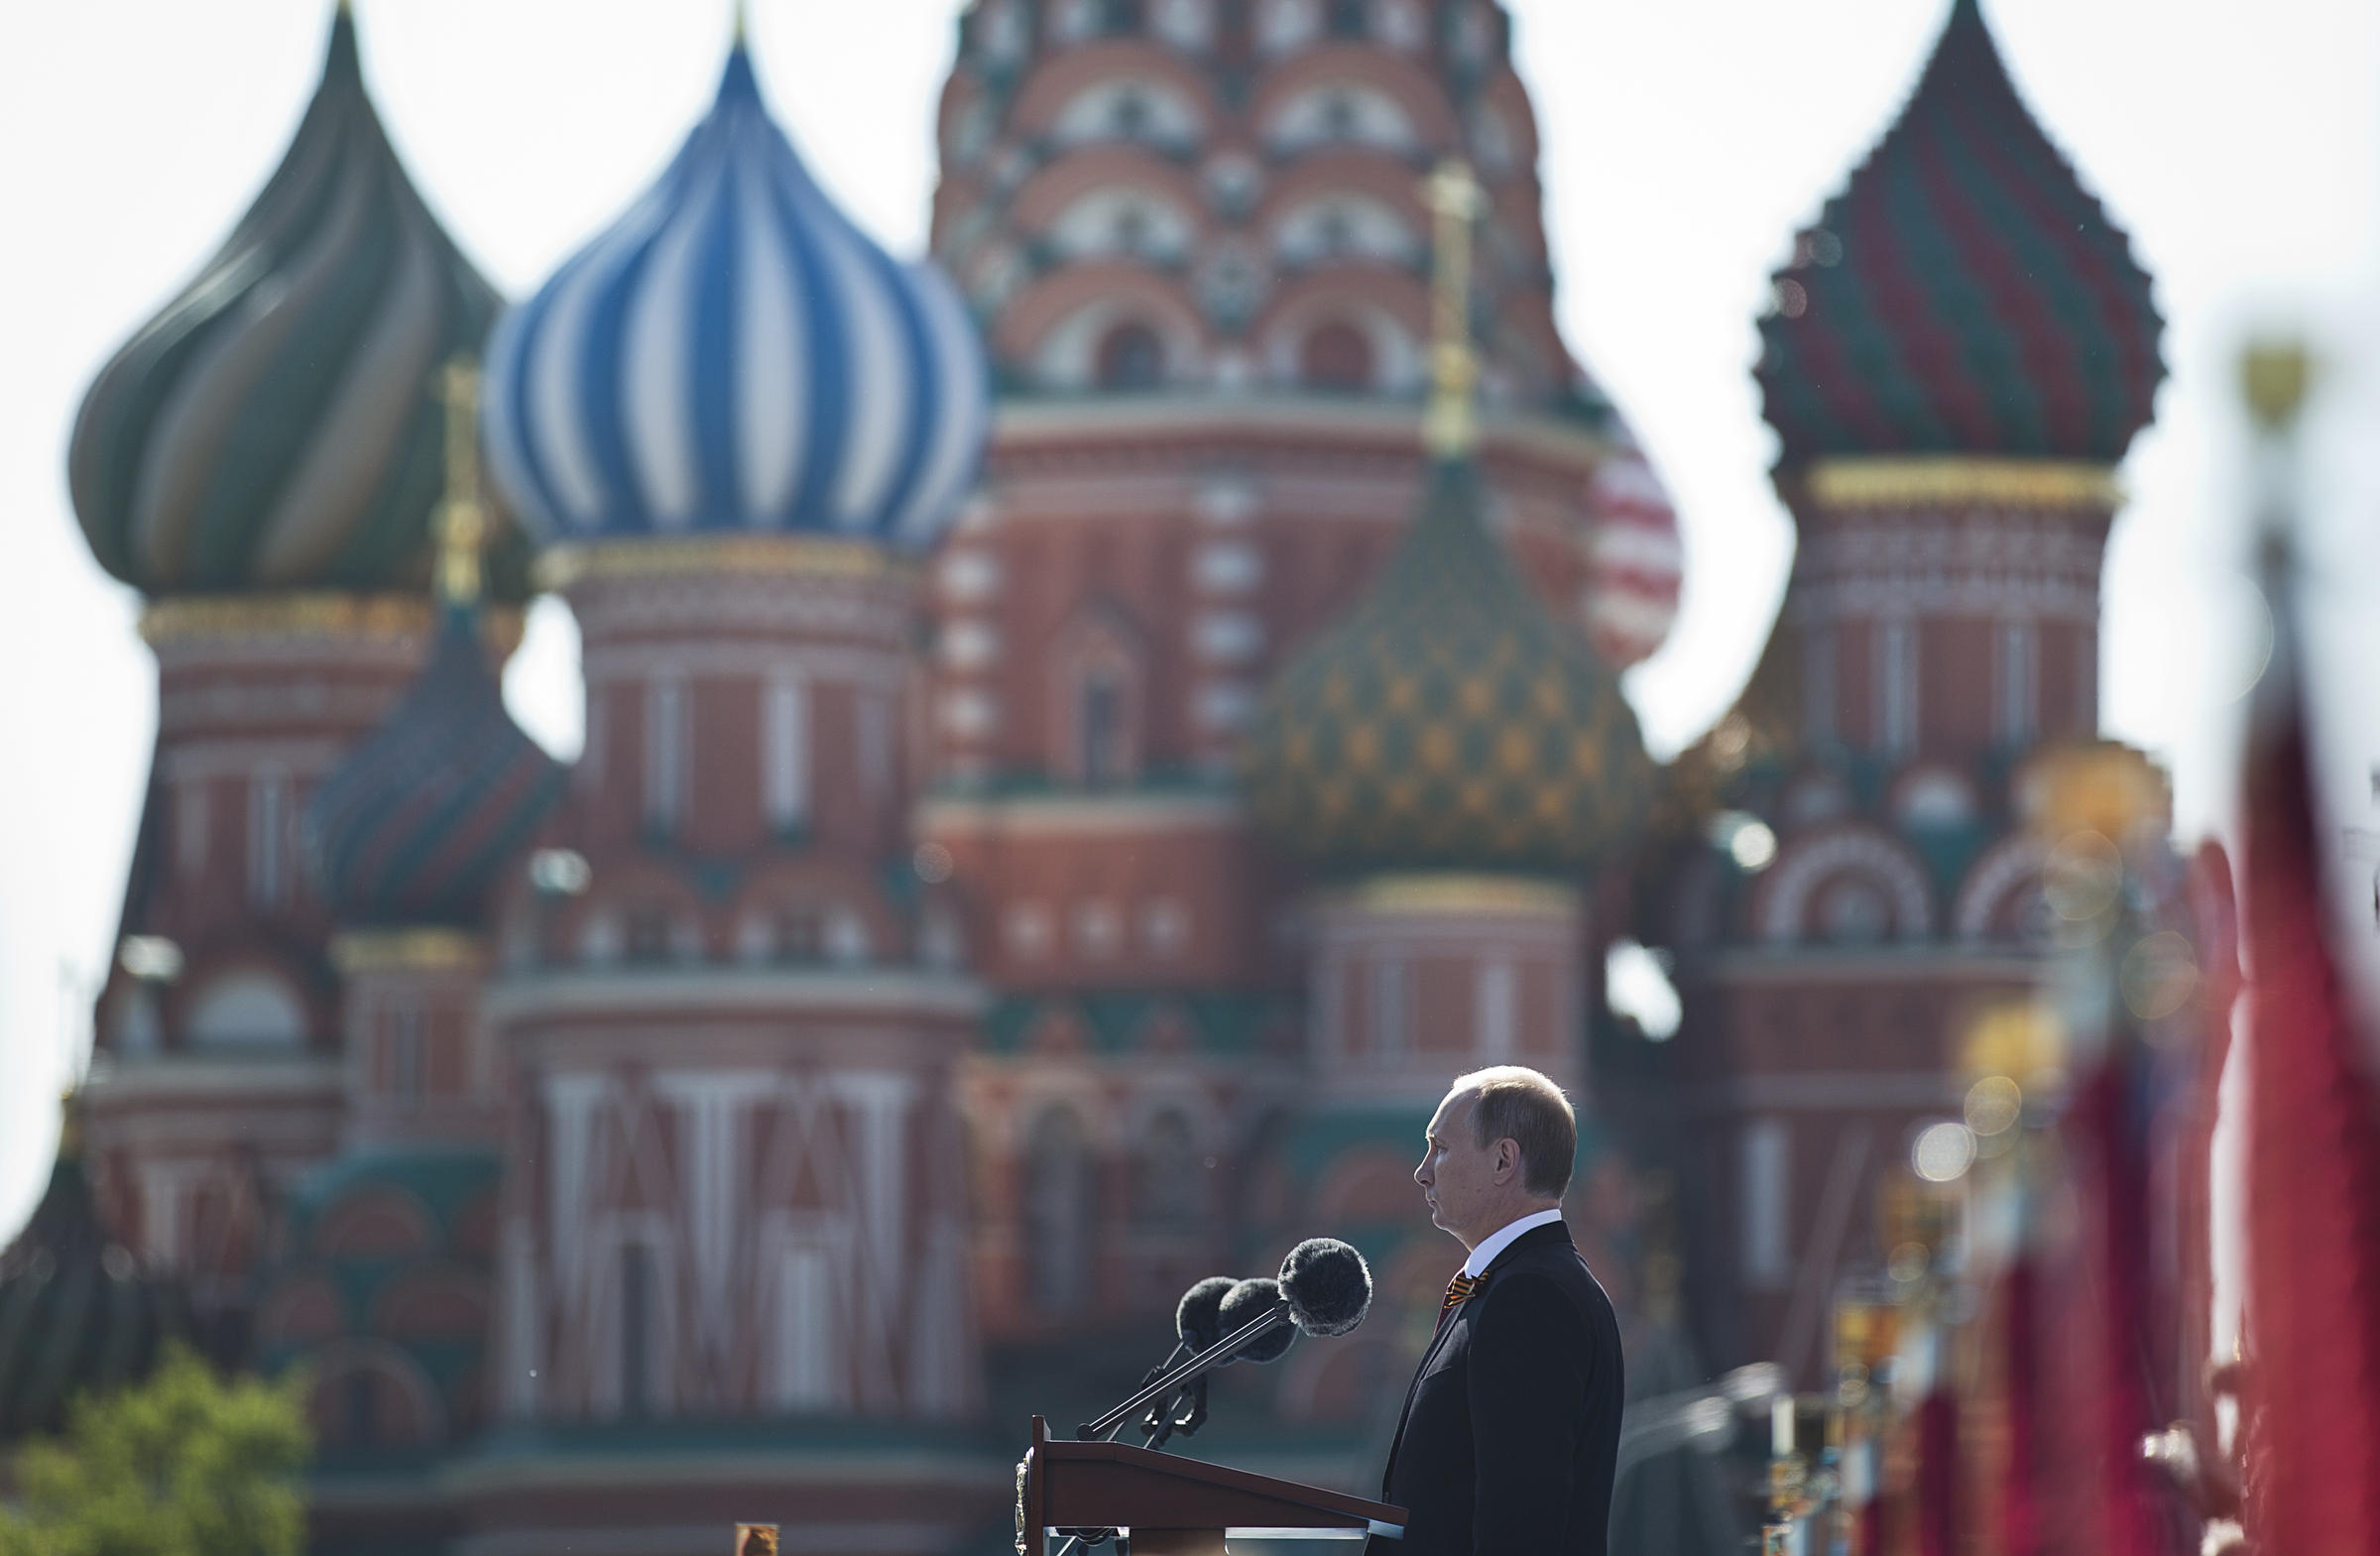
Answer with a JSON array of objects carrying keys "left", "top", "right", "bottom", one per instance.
[{"left": 1244, "top": 459, "right": 1653, "bottom": 874}]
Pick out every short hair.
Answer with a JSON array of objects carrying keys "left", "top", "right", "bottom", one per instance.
[{"left": 1454, "top": 1066, "right": 1577, "bottom": 1200}]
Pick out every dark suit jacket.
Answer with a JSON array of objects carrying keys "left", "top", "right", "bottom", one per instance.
[{"left": 1368, "top": 1221, "right": 1624, "bottom": 1556}]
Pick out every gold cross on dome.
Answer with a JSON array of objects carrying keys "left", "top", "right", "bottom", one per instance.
[
  {"left": 435, "top": 356, "right": 486, "bottom": 606},
  {"left": 1423, "top": 159, "right": 1485, "bottom": 457}
]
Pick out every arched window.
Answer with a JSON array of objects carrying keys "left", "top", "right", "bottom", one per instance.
[
  {"left": 1817, "top": 879, "right": 1890, "bottom": 944},
  {"left": 773, "top": 904, "right": 822, "bottom": 962},
  {"left": 1300, "top": 322, "right": 1374, "bottom": 392},
  {"left": 1079, "top": 667, "right": 1129, "bottom": 786},
  {"left": 762, "top": 674, "right": 808, "bottom": 834},
  {"left": 1054, "top": 79, "right": 1202, "bottom": 150},
  {"left": 1095, "top": 322, "right": 1165, "bottom": 391},
  {"left": 1113, "top": 205, "right": 1151, "bottom": 255},
  {"left": 823, "top": 906, "right": 873, "bottom": 965},
  {"left": 1054, "top": 605, "right": 1146, "bottom": 787},
  {"left": 625, "top": 903, "right": 674, "bottom": 964},
  {"left": 389, "top": 1005, "right": 425, "bottom": 1105},
  {"left": 644, "top": 674, "right": 688, "bottom": 834},
  {"left": 1024, "top": 1109, "right": 1093, "bottom": 1316},
  {"left": 247, "top": 770, "right": 290, "bottom": 911},
  {"left": 345, "top": 1372, "right": 377, "bottom": 1448},
  {"left": 1133, "top": 1109, "right": 1205, "bottom": 1229},
  {"left": 309, "top": 1357, "right": 435, "bottom": 1451},
  {"left": 1265, "top": 82, "right": 1417, "bottom": 156},
  {"left": 185, "top": 971, "right": 306, "bottom": 1049}
]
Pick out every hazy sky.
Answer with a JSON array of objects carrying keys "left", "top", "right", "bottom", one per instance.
[{"left": 2, "top": 0, "right": 2375, "bottom": 1238}]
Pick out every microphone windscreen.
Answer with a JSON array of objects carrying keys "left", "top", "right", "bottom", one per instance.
[
  {"left": 1216, "top": 1277, "right": 1295, "bottom": 1364},
  {"left": 1278, "top": 1237, "right": 1372, "bottom": 1337},
  {"left": 1175, "top": 1275, "right": 1238, "bottom": 1351}
]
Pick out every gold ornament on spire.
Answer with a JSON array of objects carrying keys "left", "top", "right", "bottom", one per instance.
[
  {"left": 2239, "top": 337, "right": 2313, "bottom": 433},
  {"left": 1422, "top": 158, "right": 1486, "bottom": 458},
  {"left": 434, "top": 356, "right": 486, "bottom": 606},
  {"left": 58, "top": 1089, "right": 81, "bottom": 1161}
]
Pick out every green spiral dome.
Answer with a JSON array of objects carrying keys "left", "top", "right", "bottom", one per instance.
[{"left": 67, "top": 9, "right": 521, "bottom": 597}]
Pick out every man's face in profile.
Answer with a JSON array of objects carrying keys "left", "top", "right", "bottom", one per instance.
[{"left": 1415, "top": 1087, "right": 1498, "bottom": 1244}]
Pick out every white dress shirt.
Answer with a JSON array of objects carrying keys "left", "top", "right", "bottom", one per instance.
[{"left": 1462, "top": 1206, "right": 1566, "bottom": 1279}]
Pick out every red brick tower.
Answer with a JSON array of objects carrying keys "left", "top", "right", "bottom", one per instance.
[
  {"left": 1648, "top": 0, "right": 2166, "bottom": 1379},
  {"left": 64, "top": 9, "right": 512, "bottom": 1342},
  {"left": 921, "top": 0, "right": 1680, "bottom": 1351}
]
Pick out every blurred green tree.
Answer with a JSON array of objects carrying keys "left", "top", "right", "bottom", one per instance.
[{"left": 0, "top": 1344, "right": 310, "bottom": 1556}]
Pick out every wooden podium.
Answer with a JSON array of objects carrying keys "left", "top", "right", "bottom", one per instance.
[{"left": 1015, "top": 1416, "right": 1406, "bottom": 1556}]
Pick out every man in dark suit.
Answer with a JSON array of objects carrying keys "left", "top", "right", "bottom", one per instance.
[{"left": 1371, "top": 1066, "right": 1624, "bottom": 1556}]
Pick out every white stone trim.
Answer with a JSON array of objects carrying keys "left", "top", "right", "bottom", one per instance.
[
  {"left": 585, "top": 643, "right": 906, "bottom": 688},
  {"left": 1756, "top": 828, "right": 1937, "bottom": 945},
  {"left": 1953, "top": 834, "right": 2050, "bottom": 941},
  {"left": 484, "top": 970, "right": 986, "bottom": 1024}
]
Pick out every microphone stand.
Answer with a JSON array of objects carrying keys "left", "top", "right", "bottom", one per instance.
[
  {"left": 1138, "top": 1376, "right": 1204, "bottom": 1451},
  {"left": 1076, "top": 1302, "right": 1290, "bottom": 1440},
  {"left": 1047, "top": 1344, "right": 1199, "bottom": 1556},
  {"left": 1048, "top": 1307, "right": 1292, "bottom": 1556}
]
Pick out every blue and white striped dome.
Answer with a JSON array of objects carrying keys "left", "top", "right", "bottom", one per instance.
[{"left": 483, "top": 46, "right": 988, "bottom": 552}]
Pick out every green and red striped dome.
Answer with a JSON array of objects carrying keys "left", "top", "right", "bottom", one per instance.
[{"left": 1755, "top": 0, "right": 2163, "bottom": 465}]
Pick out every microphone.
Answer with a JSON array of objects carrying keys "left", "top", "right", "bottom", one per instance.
[
  {"left": 1078, "top": 1238, "right": 1374, "bottom": 1440},
  {"left": 1216, "top": 1277, "right": 1296, "bottom": 1363},
  {"left": 1280, "top": 1236, "right": 1372, "bottom": 1337},
  {"left": 1175, "top": 1275, "right": 1237, "bottom": 1352},
  {"left": 1141, "top": 1275, "right": 1238, "bottom": 1446}
]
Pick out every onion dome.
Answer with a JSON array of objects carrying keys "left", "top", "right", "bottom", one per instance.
[
  {"left": 1755, "top": 0, "right": 2163, "bottom": 464},
  {"left": 67, "top": 8, "right": 513, "bottom": 597},
  {"left": 1582, "top": 428, "right": 1683, "bottom": 669},
  {"left": 1244, "top": 459, "right": 1654, "bottom": 874},
  {"left": 0, "top": 1107, "right": 186, "bottom": 1440},
  {"left": 483, "top": 43, "right": 989, "bottom": 554},
  {"left": 304, "top": 606, "right": 563, "bottom": 927}
]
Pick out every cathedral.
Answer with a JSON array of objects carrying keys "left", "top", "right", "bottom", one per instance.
[{"left": 0, "top": 1, "right": 2167, "bottom": 1552}]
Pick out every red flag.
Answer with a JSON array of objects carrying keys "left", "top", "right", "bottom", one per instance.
[
  {"left": 2236, "top": 581, "right": 2380, "bottom": 1552},
  {"left": 2070, "top": 1042, "right": 2167, "bottom": 1556},
  {"left": 2000, "top": 1252, "right": 2041, "bottom": 1556}
]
